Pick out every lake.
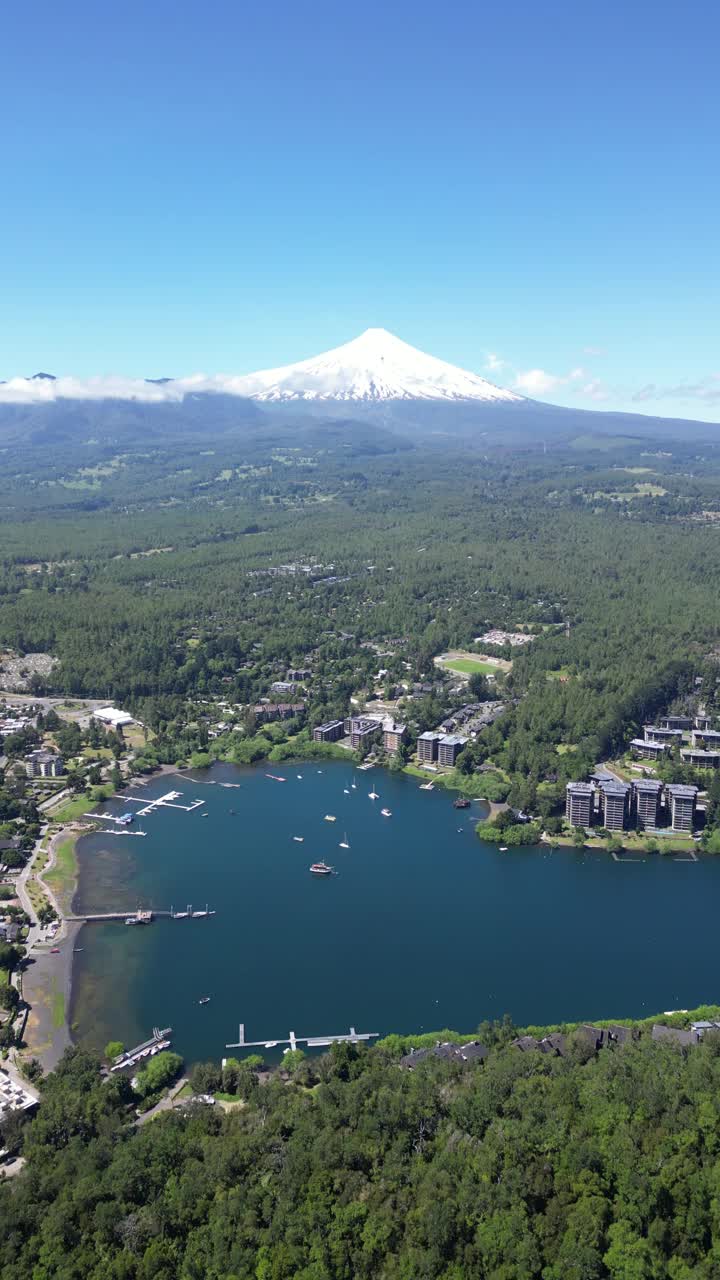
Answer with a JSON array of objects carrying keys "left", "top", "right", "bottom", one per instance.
[{"left": 70, "top": 761, "right": 720, "bottom": 1063}]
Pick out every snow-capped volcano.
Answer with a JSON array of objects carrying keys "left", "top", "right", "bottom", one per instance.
[{"left": 233, "top": 328, "right": 523, "bottom": 403}]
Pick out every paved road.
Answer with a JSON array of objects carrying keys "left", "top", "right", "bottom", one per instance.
[{"left": 134, "top": 1078, "right": 189, "bottom": 1126}]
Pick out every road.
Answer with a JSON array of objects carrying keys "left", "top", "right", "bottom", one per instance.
[{"left": 134, "top": 1078, "right": 189, "bottom": 1126}]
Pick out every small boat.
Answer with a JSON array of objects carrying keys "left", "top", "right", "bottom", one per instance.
[
  {"left": 198, "top": 996, "right": 211, "bottom": 1005},
  {"left": 297, "top": 774, "right": 303, "bottom": 779},
  {"left": 201, "top": 813, "right": 209, "bottom": 818},
  {"left": 324, "top": 814, "right": 337, "bottom": 822},
  {"left": 499, "top": 845, "right": 508, "bottom": 852},
  {"left": 369, "top": 790, "right": 379, "bottom": 800},
  {"left": 381, "top": 808, "right": 392, "bottom": 817},
  {"left": 73, "top": 948, "right": 84, "bottom": 953},
  {"left": 265, "top": 773, "right": 286, "bottom": 782},
  {"left": 310, "top": 860, "right": 334, "bottom": 875},
  {"left": 453, "top": 797, "right": 471, "bottom": 809},
  {"left": 351, "top": 782, "right": 357, "bottom": 789},
  {"left": 339, "top": 833, "right": 350, "bottom": 849},
  {"left": 293, "top": 835, "right": 304, "bottom": 842},
  {"left": 343, "top": 788, "right": 350, "bottom": 794}
]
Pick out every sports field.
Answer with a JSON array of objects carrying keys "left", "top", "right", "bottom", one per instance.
[{"left": 434, "top": 651, "right": 511, "bottom": 677}]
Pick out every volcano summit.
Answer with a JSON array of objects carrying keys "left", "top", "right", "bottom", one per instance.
[{"left": 232, "top": 328, "right": 523, "bottom": 404}]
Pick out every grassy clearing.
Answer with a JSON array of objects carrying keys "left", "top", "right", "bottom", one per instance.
[
  {"left": 44, "top": 835, "right": 79, "bottom": 908},
  {"left": 51, "top": 986, "right": 65, "bottom": 1030},
  {"left": 438, "top": 657, "right": 499, "bottom": 675},
  {"left": 51, "top": 794, "right": 95, "bottom": 822}
]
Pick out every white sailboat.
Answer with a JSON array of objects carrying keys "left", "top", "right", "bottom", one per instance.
[
  {"left": 339, "top": 832, "right": 350, "bottom": 849},
  {"left": 369, "top": 790, "right": 379, "bottom": 800}
]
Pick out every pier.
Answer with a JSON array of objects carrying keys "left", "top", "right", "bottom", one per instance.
[
  {"left": 120, "top": 790, "right": 205, "bottom": 817},
  {"left": 225, "top": 1022, "right": 380, "bottom": 1051},
  {"left": 110, "top": 1027, "right": 172, "bottom": 1072},
  {"left": 68, "top": 905, "right": 216, "bottom": 924}
]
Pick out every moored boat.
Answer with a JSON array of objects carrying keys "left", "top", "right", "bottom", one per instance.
[
  {"left": 453, "top": 796, "right": 471, "bottom": 809},
  {"left": 381, "top": 808, "right": 392, "bottom": 817},
  {"left": 324, "top": 814, "right": 337, "bottom": 822},
  {"left": 310, "top": 860, "right": 334, "bottom": 875}
]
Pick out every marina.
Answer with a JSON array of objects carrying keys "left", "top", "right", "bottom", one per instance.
[
  {"left": 110, "top": 1027, "right": 173, "bottom": 1072},
  {"left": 120, "top": 790, "right": 205, "bottom": 817},
  {"left": 70, "top": 760, "right": 720, "bottom": 1067}
]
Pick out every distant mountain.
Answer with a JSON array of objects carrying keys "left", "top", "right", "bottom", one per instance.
[
  {"left": 229, "top": 327, "right": 523, "bottom": 404},
  {"left": 0, "top": 329, "right": 717, "bottom": 448}
]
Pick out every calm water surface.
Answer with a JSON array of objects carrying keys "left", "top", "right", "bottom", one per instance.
[{"left": 70, "top": 762, "right": 720, "bottom": 1062}]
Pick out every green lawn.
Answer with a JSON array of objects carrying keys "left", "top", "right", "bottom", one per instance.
[
  {"left": 52, "top": 794, "right": 95, "bottom": 822},
  {"left": 439, "top": 657, "right": 498, "bottom": 675},
  {"left": 45, "top": 835, "right": 79, "bottom": 908}
]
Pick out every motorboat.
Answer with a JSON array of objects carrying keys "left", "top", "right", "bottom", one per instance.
[
  {"left": 324, "top": 814, "right": 337, "bottom": 822},
  {"left": 293, "top": 835, "right": 304, "bottom": 842},
  {"left": 310, "top": 861, "right": 334, "bottom": 875},
  {"left": 381, "top": 808, "right": 392, "bottom": 817}
]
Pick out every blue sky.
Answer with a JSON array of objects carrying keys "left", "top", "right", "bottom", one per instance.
[{"left": 2, "top": 0, "right": 719, "bottom": 419}]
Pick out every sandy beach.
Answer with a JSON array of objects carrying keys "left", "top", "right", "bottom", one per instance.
[{"left": 21, "top": 920, "right": 84, "bottom": 1070}]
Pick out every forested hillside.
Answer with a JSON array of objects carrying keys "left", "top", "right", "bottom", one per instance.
[
  {"left": 3, "top": 1033, "right": 720, "bottom": 1278},
  {"left": 2, "top": 425, "right": 720, "bottom": 795}
]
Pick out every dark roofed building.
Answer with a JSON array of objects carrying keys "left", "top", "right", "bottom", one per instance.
[
  {"left": 598, "top": 781, "right": 630, "bottom": 831},
  {"left": 633, "top": 779, "right": 663, "bottom": 827},
  {"left": 400, "top": 1040, "right": 489, "bottom": 1069},
  {"left": 651, "top": 1024, "right": 696, "bottom": 1047},
  {"left": 565, "top": 782, "right": 594, "bottom": 826}
]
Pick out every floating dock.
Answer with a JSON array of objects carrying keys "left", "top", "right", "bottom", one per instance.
[
  {"left": 68, "top": 905, "right": 215, "bottom": 924},
  {"left": 121, "top": 790, "right": 205, "bottom": 817},
  {"left": 226, "top": 1022, "right": 380, "bottom": 1051},
  {"left": 110, "top": 1027, "right": 172, "bottom": 1072}
]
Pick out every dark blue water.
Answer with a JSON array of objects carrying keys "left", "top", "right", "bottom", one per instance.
[{"left": 70, "top": 762, "right": 720, "bottom": 1063}]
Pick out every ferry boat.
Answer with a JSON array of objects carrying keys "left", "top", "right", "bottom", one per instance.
[
  {"left": 293, "top": 835, "right": 304, "bottom": 842},
  {"left": 453, "top": 796, "right": 471, "bottom": 809},
  {"left": 310, "top": 860, "right": 334, "bottom": 875},
  {"left": 339, "top": 833, "right": 350, "bottom": 849},
  {"left": 198, "top": 996, "right": 211, "bottom": 1005},
  {"left": 324, "top": 814, "right": 337, "bottom": 822},
  {"left": 368, "top": 790, "right": 379, "bottom": 800},
  {"left": 381, "top": 808, "right": 392, "bottom": 817}
]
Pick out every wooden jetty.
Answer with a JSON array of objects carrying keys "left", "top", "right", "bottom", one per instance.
[
  {"left": 226, "top": 1022, "right": 380, "bottom": 1051},
  {"left": 67, "top": 906, "right": 215, "bottom": 924}
]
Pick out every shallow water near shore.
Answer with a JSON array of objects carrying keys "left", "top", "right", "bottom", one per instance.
[{"left": 70, "top": 761, "right": 720, "bottom": 1063}]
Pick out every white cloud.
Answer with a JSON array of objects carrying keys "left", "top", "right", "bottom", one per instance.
[
  {"left": 514, "top": 368, "right": 564, "bottom": 394},
  {"left": 578, "top": 380, "right": 610, "bottom": 402},
  {"left": 514, "top": 366, "right": 585, "bottom": 395},
  {"left": 582, "top": 345, "right": 606, "bottom": 356},
  {"left": 483, "top": 351, "right": 506, "bottom": 372},
  {"left": 0, "top": 372, "right": 267, "bottom": 406}
]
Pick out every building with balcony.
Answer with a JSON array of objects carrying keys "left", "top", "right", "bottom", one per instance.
[
  {"left": 382, "top": 719, "right": 407, "bottom": 753},
  {"left": 312, "top": 720, "right": 345, "bottom": 743},
  {"left": 598, "top": 780, "right": 630, "bottom": 831},
  {"left": 436, "top": 734, "right": 468, "bottom": 767},
  {"left": 632, "top": 779, "right": 663, "bottom": 828},
  {"left": 681, "top": 748, "right": 720, "bottom": 769},
  {"left": 565, "top": 782, "right": 594, "bottom": 827},
  {"left": 666, "top": 784, "right": 698, "bottom": 832},
  {"left": 644, "top": 725, "right": 683, "bottom": 744},
  {"left": 417, "top": 731, "right": 443, "bottom": 763},
  {"left": 630, "top": 738, "right": 668, "bottom": 761},
  {"left": 25, "top": 749, "right": 64, "bottom": 778}
]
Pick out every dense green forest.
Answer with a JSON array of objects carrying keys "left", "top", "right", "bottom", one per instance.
[
  {"left": 5, "top": 1031, "right": 720, "bottom": 1278},
  {"left": 2, "top": 421, "right": 720, "bottom": 804}
]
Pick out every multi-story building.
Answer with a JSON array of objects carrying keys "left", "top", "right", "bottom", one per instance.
[
  {"left": 417, "top": 731, "right": 443, "bottom": 763},
  {"left": 644, "top": 725, "right": 683, "bottom": 744},
  {"left": 347, "top": 717, "right": 383, "bottom": 751},
  {"left": 666, "top": 784, "right": 698, "bottom": 832},
  {"left": 312, "top": 719, "right": 345, "bottom": 743},
  {"left": 436, "top": 734, "right": 468, "bottom": 767},
  {"left": 632, "top": 779, "right": 663, "bottom": 828},
  {"left": 630, "top": 738, "right": 668, "bottom": 761},
  {"left": 659, "top": 715, "right": 693, "bottom": 731},
  {"left": 565, "top": 782, "right": 594, "bottom": 827},
  {"left": 25, "top": 750, "right": 64, "bottom": 779},
  {"left": 694, "top": 714, "right": 712, "bottom": 732},
  {"left": 253, "top": 703, "right": 305, "bottom": 724},
  {"left": 681, "top": 748, "right": 720, "bottom": 769},
  {"left": 599, "top": 780, "right": 630, "bottom": 831},
  {"left": 691, "top": 728, "right": 720, "bottom": 748},
  {"left": 382, "top": 719, "right": 407, "bottom": 753}
]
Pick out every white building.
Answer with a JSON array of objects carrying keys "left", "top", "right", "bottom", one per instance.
[{"left": 92, "top": 707, "right": 133, "bottom": 728}]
